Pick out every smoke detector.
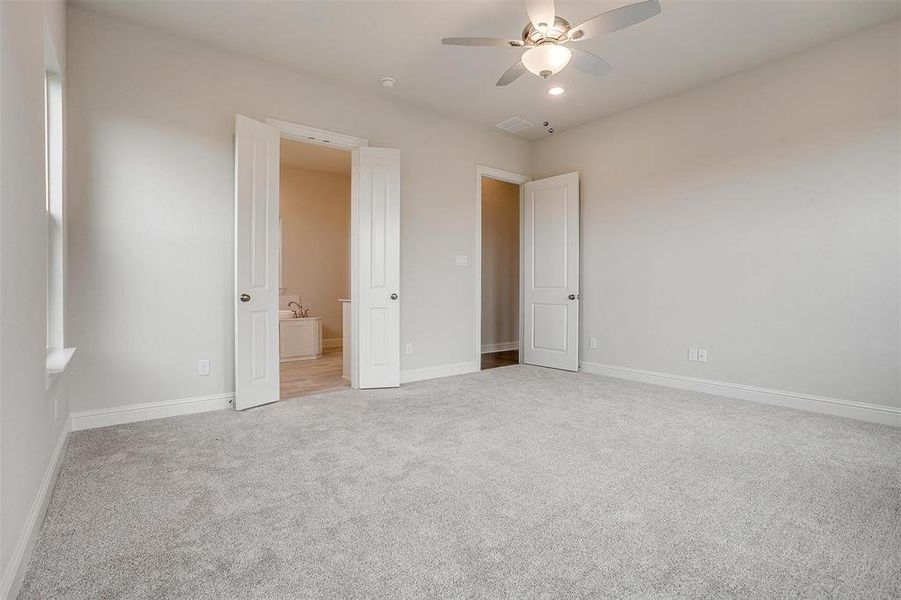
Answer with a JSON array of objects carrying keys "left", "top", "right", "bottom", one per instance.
[{"left": 380, "top": 77, "right": 396, "bottom": 88}]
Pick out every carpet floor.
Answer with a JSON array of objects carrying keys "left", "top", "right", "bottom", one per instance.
[{"left": 20, "top": 366, "right": 901, "bottom": 599}]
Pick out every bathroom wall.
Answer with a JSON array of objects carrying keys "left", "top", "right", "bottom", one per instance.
[
  {"left": 280, "top": 166, "right": 350, "bottom": 344},
  {"left": 480, "top": 177, "right": 520, "bottom": 352}
]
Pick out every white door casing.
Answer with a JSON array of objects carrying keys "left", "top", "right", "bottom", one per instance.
[
  {"left": 354, "top": 146, "right": 401, "bottom": 388},
  {"left": 234, "top": 115, "right": 280, "bottom": 409},
  {"left": 522, "top": 172, "right": 580, "bottom": 371}
]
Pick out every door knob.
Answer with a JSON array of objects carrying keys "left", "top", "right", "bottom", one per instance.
[
  {"left": 390, "top": 293, "right": 398, "bottom": 300},
  {"left": 240, "top": 293, "right": 251, "bottom": 303},
  {"left": 568, "top": 294, "right": 577, "bottom": 300}
]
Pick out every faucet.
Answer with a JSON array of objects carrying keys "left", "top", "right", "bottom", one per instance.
[{"left": 287, "top": 301, "right": 302, "bottom": 318}]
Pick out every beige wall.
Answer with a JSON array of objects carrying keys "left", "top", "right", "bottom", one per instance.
[
  {"left": 481, "top": 177, "right": 519, "bottom": 350},
  {"left": 280, "top": 166, "right": 350, "bottom": 342},
  {"left": 532, "top": 20, "right": 901, "bottom": 408},
  {"left": 65, "top": 7, "right": 530, "bottom": 413},
  {"left": 0, "top": 0, "right": 69, "bottom": 595}
]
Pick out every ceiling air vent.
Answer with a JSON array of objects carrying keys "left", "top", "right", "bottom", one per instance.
[{"left": 494, "top": 117, "right": 533, "bottom": 133}]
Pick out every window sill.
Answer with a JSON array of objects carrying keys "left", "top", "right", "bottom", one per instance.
[{"left": 46, "top": 347, "right": 76, "bottom": 390}]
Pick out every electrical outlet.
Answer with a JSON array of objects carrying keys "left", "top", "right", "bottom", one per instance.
[
  {"left": 198, "top": 359, "right": 210, "bottom": 376},
  {"left": 589, "top": 337, "right": 598, "bottom": 349},
  {"left": 688, "top": 347, "right": 698, "bottom": 362},
  {"left": 405, "top": 342, "right": 413, "bottom": 355},
  {"left": 455, "top": 255, "right": 469, "bottom": 267},
  {"left": 697, "top": 349, "right": 708, "bottom": 363}
]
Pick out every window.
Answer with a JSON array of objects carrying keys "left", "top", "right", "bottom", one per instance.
[
  {"left": 45, "top": 71, "right": 63, "bottom": 350},
  {"left": 44, "top": 61, "right": 73, "bottom": 387}
]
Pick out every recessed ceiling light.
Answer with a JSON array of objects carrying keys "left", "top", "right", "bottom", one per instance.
[
  {"left": 547, "top": 86, "right": 565, "bottom": 96},
  {"left": 380, "top": 77, "right": 396, "bottom": 88}
]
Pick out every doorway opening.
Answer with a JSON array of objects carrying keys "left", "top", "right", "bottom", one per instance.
[
  {"left": 476, "top": 166, "right": 530, "bottom": 371},
  {"left": 236, "top": 115, "right": 400, "bottom": 410},
  {"left": 278, "top": 138, "right": 352, "bottom": 399}
]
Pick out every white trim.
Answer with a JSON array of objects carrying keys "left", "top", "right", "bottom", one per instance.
[
  {"left": 351, "top": 147, "right": 360, "bottom": 389},
  {"left": 401, "top": 361, "right": 479, "bottom": 384},
  {"left": 1, "top": 416, "right": 70, "bottom": 600},
  {"left": 264, "top": 118, "right": 367, "bottom": 151},
  {"left": 481, "top": 341, "right": 519, "bottom": 354},
  {"left": 44, "top": 346, "right": 75, "bottom": 390},
  {"left": 45, "top": 347, "right": 75, "bottom": 375},
  {"left": 71, "top": 393, "right": 233, "bottom": 431},
  {"left": 280, "top": 354, "right": 322, "bottom": 363},
  {"left": 478, "top": 165, "right": 531, "bottom": 184},
  {"left": 323, "top": 337, "right": 342, "bottom": 349},
  {"left": 475, "top": 165, "right": 529, "bottom": 371},
  {"left": 580, "top": 361, "right": 901, "bottom": 427}
]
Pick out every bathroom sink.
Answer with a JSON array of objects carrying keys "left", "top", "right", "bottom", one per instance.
[{"left": 278, "top": 309, "right": 295, "bottom": 319}]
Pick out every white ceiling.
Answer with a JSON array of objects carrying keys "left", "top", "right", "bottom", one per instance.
[
  {"left": 280, "top": 139, "right": 351, "bottom": 175},
  {"left": 80, "top": 1, "right": 901, "bottom": 140}
]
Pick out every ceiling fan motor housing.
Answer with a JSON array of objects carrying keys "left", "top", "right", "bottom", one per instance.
[{"left": 522, "top": 16, "right": 572, "bottom": 45}]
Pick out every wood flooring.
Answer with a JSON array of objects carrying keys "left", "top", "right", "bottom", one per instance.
[
  {"left": 280, "top": 347, "right": 349, "bottom": 400},
  {"left": 481, "top": 349, "right": 519, "bottom": 370}
]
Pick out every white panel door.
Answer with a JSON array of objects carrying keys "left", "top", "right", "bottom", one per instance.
[
  {"left": 522, "top": 172, "right": 580, "bottom": 371},
  {"left": 234, "top": 115, "right": 280, "bottom": 409},
  {"left": 354, "top": 146, "right": 401, "bottom": 388}
]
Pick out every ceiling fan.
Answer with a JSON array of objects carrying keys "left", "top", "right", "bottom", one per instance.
[{"left": 441, "top": 0, "right": 660, "bottom": 86}]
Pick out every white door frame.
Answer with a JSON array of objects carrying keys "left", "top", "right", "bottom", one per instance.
[
  {"left": 474, "top": 165, "right": 530, "bottom": 367},
  {"left": 262, "top": 118, "right": 368, "bottom": 389}
]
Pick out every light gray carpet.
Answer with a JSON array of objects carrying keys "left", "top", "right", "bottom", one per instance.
[{"left": 20, "top": 366, "right": 901, "bottom": 598}]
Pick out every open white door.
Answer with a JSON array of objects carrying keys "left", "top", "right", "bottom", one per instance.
[
  {"left": 522, "top": 172, "right": 580, "bottom": 371},
  {"left": 234, "top": 115, "right": 280, "bottom": 409},
  {"left": 354, "top": 146, "right": 400, "bottom": 388}
]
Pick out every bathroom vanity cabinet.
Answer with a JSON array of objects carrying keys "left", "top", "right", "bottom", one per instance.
[{"left": 279, "top": 317, "right": 322, "bottom": 361}]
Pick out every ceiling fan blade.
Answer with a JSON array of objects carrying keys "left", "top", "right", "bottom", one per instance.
[
  {"left": 496, "top": 61, "right": 527, "bottom": 86},
  {"left": 525, "top": 0, "right": 556, "bottom": 30},
  {"left": 570, "top": 48, "right": 613, "bottom": 77},
  {"left": 569, "top": 0, "right": 660, "bottom": 41},
  {"left": 442, "top": 37, "right": 524, "bottom": 47}
]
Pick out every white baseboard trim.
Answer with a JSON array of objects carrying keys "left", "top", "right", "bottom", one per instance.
[
  {"left": 401, "top": 361, "right": 479, "bottom": 384},
  {"left": 580, "top": 361, "right": 901, "bottom": 427},
  {"left": 71, "top": 392, "right": 233, "bottom": 431},
  {"left": 481, "top": 342, "right": 519, "bottom": 354},
  {"left": 280, "top": 354, "right": 322, "bottom": 363},
  {"left": 323, "top": 338, "right": 342, "bottom": 349},
  {"left": 1, "top": 415, "right": 71, "bottom": 600}
]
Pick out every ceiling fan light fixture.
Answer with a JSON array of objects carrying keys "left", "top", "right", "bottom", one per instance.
[{"left": 522, "top": 43, "right": 572, "bottom": 78}]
